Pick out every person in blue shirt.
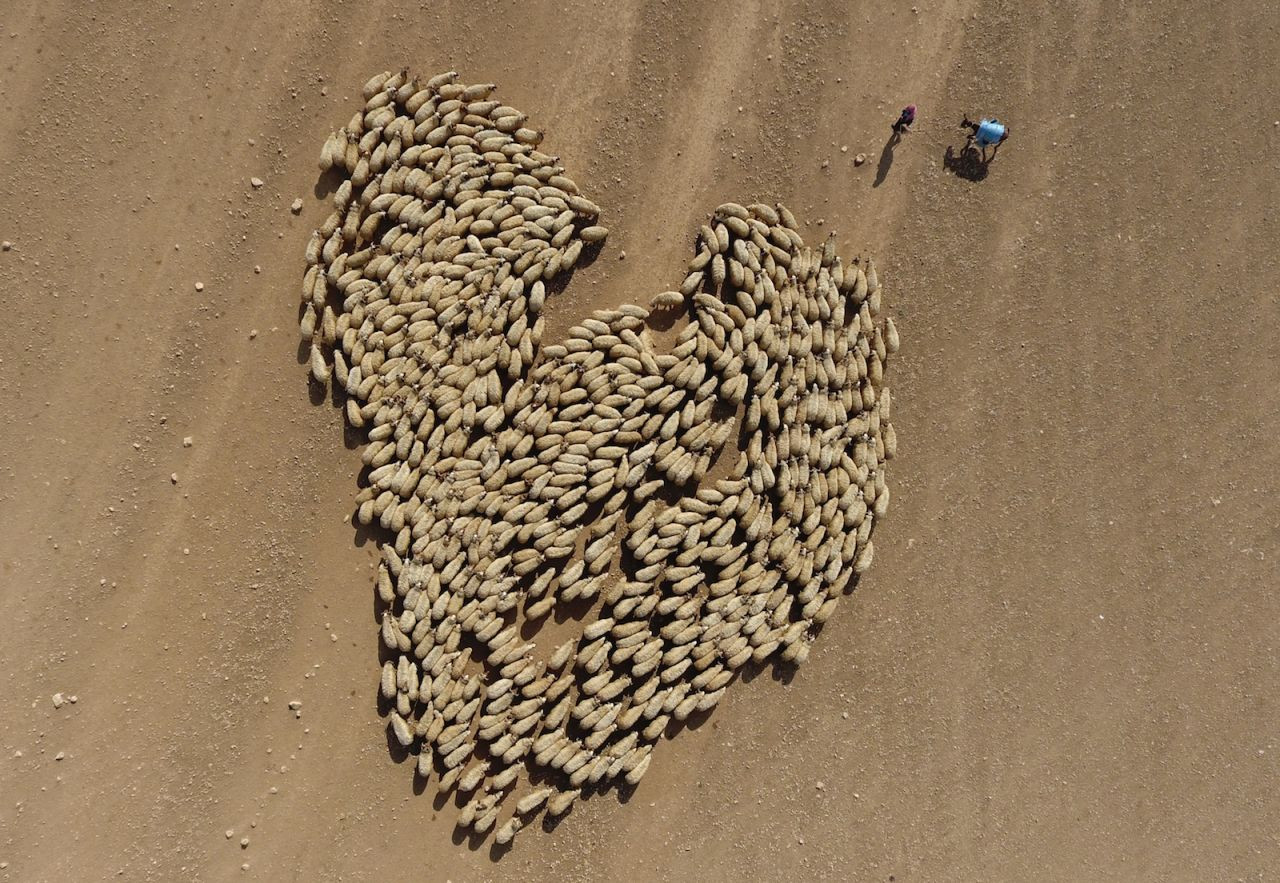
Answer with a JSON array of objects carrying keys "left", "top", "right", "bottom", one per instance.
[{"left": 961, "top": 115, "right": 1009, "bottom": 157}]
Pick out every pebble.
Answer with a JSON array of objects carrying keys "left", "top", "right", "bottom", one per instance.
[
  {"left": 288, "top": 700, "right": 302, "bottom": 710},
  {"left": 250, "top": 177, "right": 264, "bottom": 188},
  {"left": 183, "top": 437, "right": 194, "bottom": 448},
  {"left": 1, "top": 240, "right": 10, "bottom": 251},
  {"left": 51, "top": 693, "right": 65, "bottom": 709},
  {"left": 194, "top": 282, "right": 204, "bottom": 292},
  {"left": 240, "top": 838, "right": 250, "bottom": 848},
  {"left": 170, "top": 473, "right": 179, "bottom": 484},
  {"left": 55, "top": 752, "right": 65, "bottom": 761},
  {"left": 225, "top": 830, "right": 234, "bottom": 839},
  {"left": 249, "top": 329, "right": 259, "bottom": 339},
  {"left": 854, "top": 153, "right": 866, "bottom": 166},
  {"left": 291, "top": 198, "right": 304, "bottom": 214},
  {"left": 254, "top": 265, "right": 261, "bottom": 274}
]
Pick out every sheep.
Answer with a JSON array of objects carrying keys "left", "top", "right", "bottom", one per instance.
[{"left": 304, "top": 68, "right": 900, "bottom": 840}]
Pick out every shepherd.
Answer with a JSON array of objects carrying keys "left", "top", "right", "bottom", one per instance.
[
  {"left": 961, "top": 115, "right": 1009, "bottom": 157},
  {"left": 892, "top": 104, "right": 917, "bottom": 136}
]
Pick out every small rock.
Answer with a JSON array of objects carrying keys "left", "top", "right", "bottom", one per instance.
[
  {"left": 194, "top": 282, "right": 204, "bottom": 292},
  {"left": 250, "top": 177, "right": 264, "bottom": 188},
  {"left": 249, "top": 329, "right": 259, "bottom": 339},
  {"left": 854, "top": 154, "right": 866, "bottom": 166},
  {"left": 840, "top": 145, "right": 849, "bottom": 153},
  {"left": 240, "top": 837, "right": 250, "bottom": 848},
  {"left": 253, "top": 265, "right": 261, "bottom": 274},
  {"left": 815, "top": 780, "right": 825, "bottom": 790},
  {"left": 618, "top": 251, "right": 626, "bottom": 260},
  {"left": 225, "top": 830, "right": 234, "bottom": 839},
  {"left": 241, "top": 863, "right": 249, "bottom": 872},
  {"left": 821, "top": 159, "right": 830, "bottom": 169},
  {"left": 170, "top": 473, "right": 179, "bottom": 484},
  {"left": 51, "top": 693, "right": 65, "bottom": 709},
  {"left": 288, "top": 700, "right": 302, "bottom": 710},
  {"left": 68, "top": 695, "right": 77, "bottom": 704},
  {"left": 183, "top": 437, "right": 193, "bottom": 448},
  {"left": 55, "top": 752, "right": 65, "bottom": 761},
  {"left": 1, "top": 240, "right": 11, "bottom": 251},
  {"left": 291, "top": 198, "right": 303, "bottom": 214}
]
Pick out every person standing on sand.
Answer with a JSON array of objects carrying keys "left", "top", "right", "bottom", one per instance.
[
  {"left": 876, "top": 106, "right": 914, "bottom": 187},
  {"left": 961, "top": 115, "right": 1010, "bottom": 156},
  {"left": 892, "top": 104, "right": 917, "bottom": 136}
]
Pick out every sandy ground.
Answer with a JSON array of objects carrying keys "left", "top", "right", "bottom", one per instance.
[{"left": 2, "top": 0, "right": 1279, "bottom": 880}]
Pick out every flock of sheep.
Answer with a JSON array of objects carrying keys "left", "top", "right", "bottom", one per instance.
[{"left": 299, "top": 69, "right": 897, "bottom": 844}]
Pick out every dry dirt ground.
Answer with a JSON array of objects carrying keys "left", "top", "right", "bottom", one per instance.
[{"left": 2, "top": 0, "right": 1278, "bottom": 880}]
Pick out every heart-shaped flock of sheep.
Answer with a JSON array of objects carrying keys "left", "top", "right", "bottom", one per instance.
[{"left": 300, "top": 69, "right": 898, "bottom": 845}]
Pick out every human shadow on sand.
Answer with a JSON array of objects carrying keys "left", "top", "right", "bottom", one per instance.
[
  {"left": 873, "top": 131, "right": 901, "bottom": 188},
  {"left": 943, "top": 143, "right": 991, "bottom": 182}
]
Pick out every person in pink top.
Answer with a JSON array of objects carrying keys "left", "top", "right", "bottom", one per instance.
[{"left": 892, "top": 104, "right": 917, "bottom": 135}]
